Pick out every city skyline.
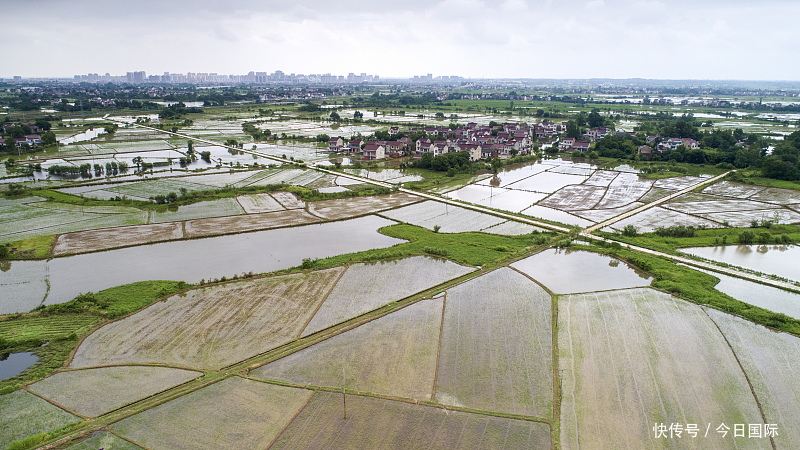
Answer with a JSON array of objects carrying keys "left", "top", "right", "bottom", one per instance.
[{"left": 2, "top": 0, "right": 799, "bottom": 81}]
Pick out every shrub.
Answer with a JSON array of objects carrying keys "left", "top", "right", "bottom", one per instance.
[
  {"left": 738, "top": 230, "right": 756, "bottom": 244},
  {"left": 622, "top": 225, "right": 638, "bottom": 237}
]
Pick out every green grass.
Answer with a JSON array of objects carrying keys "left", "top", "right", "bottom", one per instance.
[
  {"left": 575, "top": 243, "right": 800, "bottom": 337},
  {"left": 1, "top": 235, "right": 56, "bottom": 259},
  {"left": 0, "top": 280, "right": 189, "bottom": 393},
  {"left": 596, "top": 224, "right": 800, "bottom": 254},
  {"left": 726, "top": 170, "right": 800, "bottom": 191},
  {"left": 288, "top": 224, "right": 553, "bottom": 272}
]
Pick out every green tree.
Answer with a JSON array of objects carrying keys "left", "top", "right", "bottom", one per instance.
[
  {"left": 330, "top": 111, "right": 341, "bottom": 121},
  {"left": 353, "top": 110, "right": 363, "bottom": 119},
  {"left": 587, "top": 109, "right": 603, "bottom": 128},
  {"left": 566, "top": 121, "right": 581, "bottom": 139},
  {"left": 40, "top": 131, "right": 57, "bottom": 146}
]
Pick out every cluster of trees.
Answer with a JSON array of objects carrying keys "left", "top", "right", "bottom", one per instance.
[
  {"left": 242, "top": 123, "right": 271, "bottom": 141},
  {"left": 158, "top": 102, "right": 203, "bottom": 120},
  {"left": 413, "top": 151, "right": 472, "bottom": 172}
]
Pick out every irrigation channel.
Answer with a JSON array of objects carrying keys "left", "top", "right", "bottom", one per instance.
[{"left": 117, "top": 120, "right": 794, "bottom": 293}]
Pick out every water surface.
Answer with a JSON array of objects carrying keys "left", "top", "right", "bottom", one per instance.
[
  {"left": 512, "top": 248, "right": 652, "bottom": 294},
  {"left": 683, "top": 245, "right": 800, "bottom": 282},
  {"left": 0, "top": 352, "right": 38, "bottom": 381}
]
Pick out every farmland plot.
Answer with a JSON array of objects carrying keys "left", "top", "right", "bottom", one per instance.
[
  {"left": 559, "top": 288, "right": 766, "bottom": 450},
  {"left": 511, "top": 249, "right": 651, "bottom": 294},
  {"left": 80, "top": 189, "right": 149, "bottom": 202},
  {"left": 571, "top": 202, "right": 643, "bottom": 223},
  {"left": 481, "top": 220, "right": 546, "bottom": 235},
  {"left": 70, "top": 267, "right": 345, "bottom": 369},
  {"left": 0, "top": 315, "right": 99, "bottom": 342},
  {"left": 184, "top": 209, "right": 320, "bottom": 237},
  {"left": 236, "top": 193, "right": 285, "bottom": 213},
  {"left": 0, "top": 390, "right": 79, "bottom": 449},
  {"left": 256, "top": 297, "right": 443, "bottom": 400},
  {"left": 0, "top": 260, "right": 49, "bottom": 314},
  {"left": 66, "top": 431, "right": 144, "bottom": 449},
  {"left": 270, "top": 392, "right": 551, "bottom": 450},
  {"left": 303, "top": 174, "right": 338, "bottom": 190},
  {"left": 583, "top": 170, "right": 619, "bottom": 187},
  {"left": 608, "top": 206, "right": 719, "bottom": 232},
  {"left": 477, "top": 163, "right": 550, "bottom": 187},
  {"left": 53, "top": 222, "right": 184, "bottom": 255},
  {"left": 520, "top": 205, "right": 595, "bottom": 227},
  {"left": 652, "top": 176, "right": 704, "bottom": 190},
  {"left": 664, "top": 198, "right": 777, "bottom": 214},
  {"left": 108, "top": 179, "right": 210, "bottom": 198},
  {"left": 638, "top": 187, "right": 674, "bottom": 203},
  {"left": 30, "top": 366, "right": 201, "bottom": 417},
  {"left": 547, "top": 163, "right": 595, "bottom": 176},
  {"left": 303, "top": 256, "right": 472, "bottom": 336},
  {"left": 702, "top": 181, "right": 765, "bottom": 199},
  {"left": 232, "top": 169, "right": 281, "bottom": 187},
  {"left": 380, "top": 200, "right": 505, "bottom": 233},
  {"left": 538, "top": 185, "right": 606, "bottom": 211},
  {"left": 182, "top": 171, "right": 258, "bottom": 188},
  {"left": 749, "top": 187, "right": 800, "bottom": 204},
  {"left": 445, "top": 185, "right": 545, "bottom": 212},
  {"left": 271, "top": 191, "right": 306, "bottom": 209},
  {"left": 435, "top": 268, "right": 553, "bottom": 418},
  {"left": 249, "top": 169, "right": 307, "bottom": 186},
  {"left": 505, "top": 172, "right": 586, "bottom": 193},
  {"left": 594, "top": 172, "right": 654, "bottom": 209},
  {"left": 150, "top": 198, "right": 244, "bottom": 223},
  {"left": 112, "top": 377, "right": 312, "bottom": 450},
  {"left": 705, "top": 309, "right": 800, "bottom": 449},
  {"left": 26, "top": 202, "right": 142, "bottom": 215},
  {"left": 683, "top": 244, "right": 800, "bottom": 284},
  {"left": 700, "top": 208, "right": 800, "bottom": 227},
  {"left": 307, "top": 193, "right": 420, "bottom": 220}
]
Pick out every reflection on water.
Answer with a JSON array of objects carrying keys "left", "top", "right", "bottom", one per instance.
[
  {"left": 682, "top": 265, "right": 800, "bottom": 320},
  {"left": 0, "top": 216, "right": 403, "bottom": 307},
  {"left": 512, "top": 248, "right": 652, "bottom": 294},
  {"left": 0, "top": 352, "right": 38, "bottom": 381},
  {"left": 683, "top": 244, "right": 800, "bottom": 282}
]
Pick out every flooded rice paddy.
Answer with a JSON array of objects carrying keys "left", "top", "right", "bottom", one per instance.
[
  {"left": 683, "top": 244, "right": 800, "bottom": 282},
  {"left": 0, "top": 216, "right": 403, "bottom": 310},
  {"left": 0, "top": 351, "right": 38, "bottom": 381},
  {"left": 512, "top": 248, "right": 652, "bottom": 294}
]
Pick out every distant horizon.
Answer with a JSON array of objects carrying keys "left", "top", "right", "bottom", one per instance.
[{"left": 2, "top": 0, "right": 799, "bottom": 81}]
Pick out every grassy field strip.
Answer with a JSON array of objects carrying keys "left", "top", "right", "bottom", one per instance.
[{"left": 584, "top": 170, "right": 731, "bottom": 233}]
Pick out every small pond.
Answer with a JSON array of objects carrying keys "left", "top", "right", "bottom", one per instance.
[
  {"left": 0, "top": 352, "right": 38, "bottom": 381},
  {"left": 512, "top": 248, "right": 652, "bottom": 294}
]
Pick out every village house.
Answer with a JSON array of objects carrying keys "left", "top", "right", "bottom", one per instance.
[
  {"left": 328, "top": 136, "right": 344, "bottom": 153},
  {"left": 383, "top": 141, "right": 404, "bottom": 156},
  {"left": 362, "top": 144, "right": 385, "bottom": 160},
  {"left": 559, "top": 137, "right": 576, "bottom": 151},
  {"left": 388, "top": 126, "right": 399, "bottom": 136},
  {"left": 638, "top": 145, "right": 654, "bottom": 158},
  {"left": 572, "top": 141, "right": 591, "bottom": 153},
  {"left": 347, "top": 139, "right": 363, "bottom": 153}
]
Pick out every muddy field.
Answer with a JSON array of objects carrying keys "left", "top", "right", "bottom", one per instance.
[
  {"left": 236, "top": 193, "right": 286, "bottom": 213},
  {"left": 538, "top": 185, "right": 606, "bottom": 211},
  {"left": 256, "top": 297, "right": 443, "bottom": 400},
  {"left": 594, "top": 172, "right": 654, "bottom": 209},
  {"left": 435, "top": 268, "right": 553, "bottom": 418},
  {"left": 70, "top": 268, "right": 345, "bottom": 369},
  {"left": 271, "top": 191, "right": 307, "bottom": 209},
  {"left": 269, "top": 392, "right": 551, "bottom": 450},
  {"left": 184, "top": 209, "right": 320, "bottom": 238},
  {"left": 307, "top": 193, "right": 421, "bottom": 220},
  {"left": 30, "top": 366, "right": 201, "bottom": 417},
  {"left": 53, "top": 222, "right": 184, "bottom": 255},
  {"left": 706, "top": 309, "right": 800, "bottom": 449},
  {"left": 608, "top": 206, "right": 720, "bottom": 232},
  {"left": 112, "top": 377, "right": 312, "bottom": 450},
  {"left": 559, "top": 288, "right": 766, "bottom": 449},
  {"left": 380, "top": 201, "right": 505, "bottom": 233},
  {"left": 302, "top": 257, "right": 473, "bottom": 336}
]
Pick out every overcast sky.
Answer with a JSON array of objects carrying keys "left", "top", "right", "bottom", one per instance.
[{"left": 3, "top": 0, "right": 798, "bottom": 80}]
